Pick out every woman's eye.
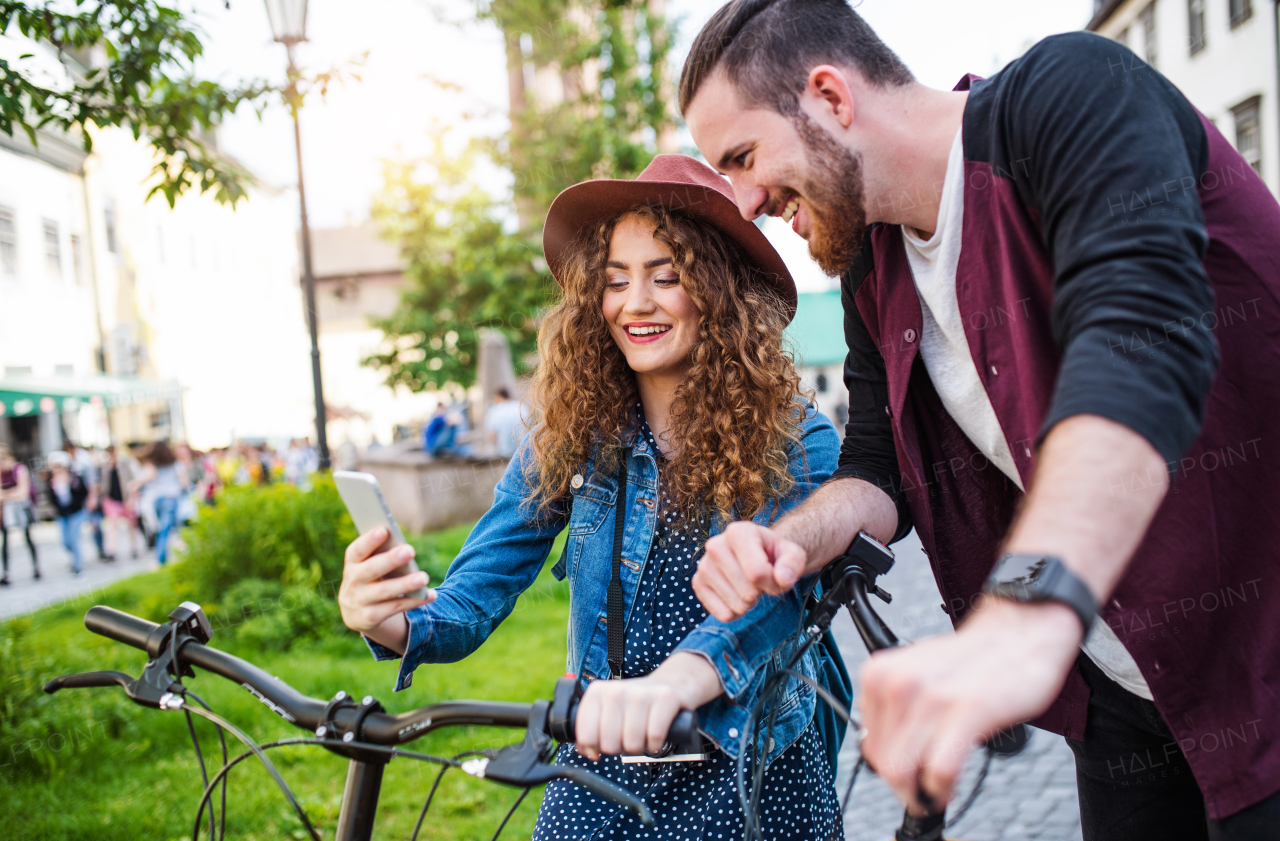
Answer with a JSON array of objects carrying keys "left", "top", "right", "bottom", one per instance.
[
  {"left": 606, "top": 277, "right": 628, "bottom": 289},
  {"left": 655, "top": 275, "right": 680, "bottom": 286}
]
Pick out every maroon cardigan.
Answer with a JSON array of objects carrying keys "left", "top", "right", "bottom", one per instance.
[{"left": 840, "top": 36, "right": 1280, "bottom": 818}]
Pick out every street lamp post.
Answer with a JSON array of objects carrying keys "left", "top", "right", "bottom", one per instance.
[{"left": 266, "top": 0, "right": 331, "bottom": 470}]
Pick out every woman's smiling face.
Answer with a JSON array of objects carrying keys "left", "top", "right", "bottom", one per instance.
[{"left": 601, "top": 214, "right": 700, "bottom": 380}]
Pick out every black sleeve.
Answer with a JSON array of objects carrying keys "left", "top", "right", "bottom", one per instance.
[
  {"left": 830, "top": 232, "right": 913, "bottom": 543},
  {"left": 997, "top": 32, "right": 1218, "bottom": 464}
]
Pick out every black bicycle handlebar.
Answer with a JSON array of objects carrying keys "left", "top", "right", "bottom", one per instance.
[{"left": 79, "top": 605, "right": 699, "bottom": 747}]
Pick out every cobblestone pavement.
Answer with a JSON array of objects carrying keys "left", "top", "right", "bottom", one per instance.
[
  {"left": 830, "top": 531, "right": 1084, "bottom": 841},
  {"left": 0, "top": 520, "right": 158, "bottom": 622}
]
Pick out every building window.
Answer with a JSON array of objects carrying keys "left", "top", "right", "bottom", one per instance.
[
  {"left": 70, "top": 234, "right": 84, "bottom": 285},
  {"left": 44, "top": 221, "right": 61, "bottom": 279},
  {"left": 1229, "top": 0, "right": 1252, "bottom": 28},
  {"left": 1140, "top": 2, "right": 1158, "bottom": 65},
  {"left": 1188, "top": 0, "right": 1206, "bottom": 54},
  {"left": 815, "top": 372, "right": 829, "bottom": 393},
  {"left": 104, "top": 206, "right": 118, "bottom": 254},
  {"left": 0, "top": 208, "right": 15, "bottom": 277},
  {"left": 1233, "top": 96, "right": 1262, "bottom": 176}
]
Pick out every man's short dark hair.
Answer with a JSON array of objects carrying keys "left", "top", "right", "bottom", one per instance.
[{"left": 679, "top": 0, "right": 913, "bottom": 117}]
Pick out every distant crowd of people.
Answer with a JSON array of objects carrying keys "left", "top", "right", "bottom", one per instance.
[{"left": 0, "top": 437, "right": 319, "bottom": 585}]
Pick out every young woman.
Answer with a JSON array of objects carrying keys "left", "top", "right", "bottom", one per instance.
[
  {"left": 46, "top": 451, "right": 90, "bottom": 575},
  {"left": 101, "top": 445, "right": 142, "bottom": 560},
  {"left": 131, "top": 441, "right": 188, "bottom": 566},
  {"left": 0, "top": 444, "right": 40, "bottom": 584},
  {"left": 339, "top": 155, "right": 848, "bottom": 839}
]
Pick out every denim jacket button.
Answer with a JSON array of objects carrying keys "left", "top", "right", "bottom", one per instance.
[{"left": 571, "top": 474, "right": 584, "bottom": 490}]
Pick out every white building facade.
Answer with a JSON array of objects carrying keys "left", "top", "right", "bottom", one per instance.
[
  {"left": 1, "top": 34, "right": 316, "bottom": 457},
  {"left": 1089, "top": 0, "right": 1279, "bottom": 197}
]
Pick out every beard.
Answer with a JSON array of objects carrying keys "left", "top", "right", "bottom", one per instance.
[{"left": 790, "top": 112, "right": 868, "bottom": 277}]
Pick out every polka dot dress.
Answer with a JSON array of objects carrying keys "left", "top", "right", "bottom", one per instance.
[{"left": 531, "top": 409, "right": 843, "bottom": 840}]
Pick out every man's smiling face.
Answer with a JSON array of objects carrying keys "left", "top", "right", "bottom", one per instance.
[{"left": 685, "top": 68, "right": 868, "bottom": 276}]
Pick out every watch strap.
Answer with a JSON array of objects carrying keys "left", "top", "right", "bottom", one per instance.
[{"left": 984, "top": 554, "right": 1097, "bottom": 635}]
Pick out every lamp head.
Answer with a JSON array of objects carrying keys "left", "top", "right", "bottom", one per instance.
[{"left": 264, "top": 0, "right": 308, "bottom": 45}]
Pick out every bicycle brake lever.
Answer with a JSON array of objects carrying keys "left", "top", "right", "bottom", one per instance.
[
  {"left": 472, "top": 697, "right": 655, "bottom": 826},
  {"left": 43, "top": 671, "right": 136, "bottom": 693}
]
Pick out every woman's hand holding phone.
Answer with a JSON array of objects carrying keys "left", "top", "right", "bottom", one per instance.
[{"left": 338, "top": 526, "right": 437, "bottom": 655}]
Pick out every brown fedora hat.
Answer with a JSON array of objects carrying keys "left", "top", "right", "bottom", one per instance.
[{"left": 542, "top": 154, "right": 797, "bottom": 321}]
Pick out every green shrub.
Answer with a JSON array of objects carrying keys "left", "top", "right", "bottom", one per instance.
[
  {"left": 175, "top": 476, "right": 357, "bottom": 608},
  {"left": 224, "top": 582, "right": 344, "bottom": 653}
]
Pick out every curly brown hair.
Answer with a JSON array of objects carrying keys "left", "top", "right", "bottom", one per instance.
[{"left": 525, "top": 205, "right": 810, "bottom": 527}]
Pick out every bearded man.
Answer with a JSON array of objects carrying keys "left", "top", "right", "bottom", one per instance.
[{"left": 680, "top": 1, "right": 1280, "bottom": 838}]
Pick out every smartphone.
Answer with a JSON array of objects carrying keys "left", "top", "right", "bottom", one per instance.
[{"left": 333, "top": 471, "right": 429, "bottom": 600}]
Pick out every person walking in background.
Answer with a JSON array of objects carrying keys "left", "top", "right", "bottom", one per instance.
[
  {"left": 174, "top": 443, "right": 205, "bottom": 525},
  {"left": 482, "top": 387, "right": 525, "bottom": 458},
  {"left": 131, "top": 441, "right": 188, "bottom": 566},
  {"left": 0, "top": 444, "right": 40, "bottom": 584},
  {"left": 63, "top": 440, "right": 106, "bottom": 562},
  {"left": 46, "top": 451, "right": 90, "bottom": 575},
  {"left": 101, "top": 445, "right": 141, "bottom": 560}
]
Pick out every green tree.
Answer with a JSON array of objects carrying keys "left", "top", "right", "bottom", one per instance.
[
  {"left": 1, "top": 1, "right": 332, "bottom": 206},
  {"left": 365, "top": 0, "right": 677, "bottom": 391},
  {"left": 365, "top": 135, "right": 553, "bottom": 392}
]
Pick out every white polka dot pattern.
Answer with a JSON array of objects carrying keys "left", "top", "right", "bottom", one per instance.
[{"left": 529, "top": 408, "right": 843, "bottom": 840}]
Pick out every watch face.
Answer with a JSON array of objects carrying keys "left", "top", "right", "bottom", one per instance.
[{"left": 994, "top": 554, "right": 1050, "bottom": 587}]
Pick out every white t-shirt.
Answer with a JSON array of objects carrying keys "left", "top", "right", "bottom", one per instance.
[
  {"left": 900, "top": 127, "right": 1154, "bottom": 701},
  {"left": 484, "top": 399, "right": 526, "bottom": 458}
]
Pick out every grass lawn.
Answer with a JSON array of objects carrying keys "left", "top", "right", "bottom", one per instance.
[{"left": 1, "top": 522, "right": 570, "bottom": 841}]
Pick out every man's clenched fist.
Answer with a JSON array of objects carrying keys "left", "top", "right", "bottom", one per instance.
[{"left": 692, "top": 521, "right": 809, "bottom": 621}]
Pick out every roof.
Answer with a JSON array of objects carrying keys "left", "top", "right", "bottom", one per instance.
[
  {"left": 1087, "top": 0, "right": 1126, "bottom": 31},
  {"left": 786, "top": 289, "right": 845, "bottom": 368},
  {"left": 311, "top": 224, "right": 406, "bottom": 279}
]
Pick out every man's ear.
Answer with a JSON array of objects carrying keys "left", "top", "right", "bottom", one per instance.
[{"left": 804, "top": 65, "right": 856, "bottom": 129}]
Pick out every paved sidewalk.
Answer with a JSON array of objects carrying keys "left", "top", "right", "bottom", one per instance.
[
  {"left": 831, "top": 531, "right": 1083, "bottom": 841},
  {"left": 0, "top": 520, "right": 158, "bottom": 622}
]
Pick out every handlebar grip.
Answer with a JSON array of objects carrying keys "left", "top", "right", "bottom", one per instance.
[
  {"left": 85, "top": 606, "right": 158, "bottom": 652},
  {"left": 668, "top": 710, "right": 699, "bottom": 746}
]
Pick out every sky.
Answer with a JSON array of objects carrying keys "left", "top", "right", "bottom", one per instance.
[{"left": 194, "top": 0, "right": 1095, "bottom": 286}]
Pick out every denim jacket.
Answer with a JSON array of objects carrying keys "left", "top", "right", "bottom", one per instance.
[{"left": 367, "top": 404, "right": 842, "bottom": 766}]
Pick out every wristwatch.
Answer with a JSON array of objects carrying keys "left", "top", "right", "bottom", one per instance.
[{"left": 982, "top": 554, "right": 1097, "bottom": 634}]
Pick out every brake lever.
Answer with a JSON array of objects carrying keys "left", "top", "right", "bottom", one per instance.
[{"left": 464, "top": 697, "right": 656, "bottom": 826}]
